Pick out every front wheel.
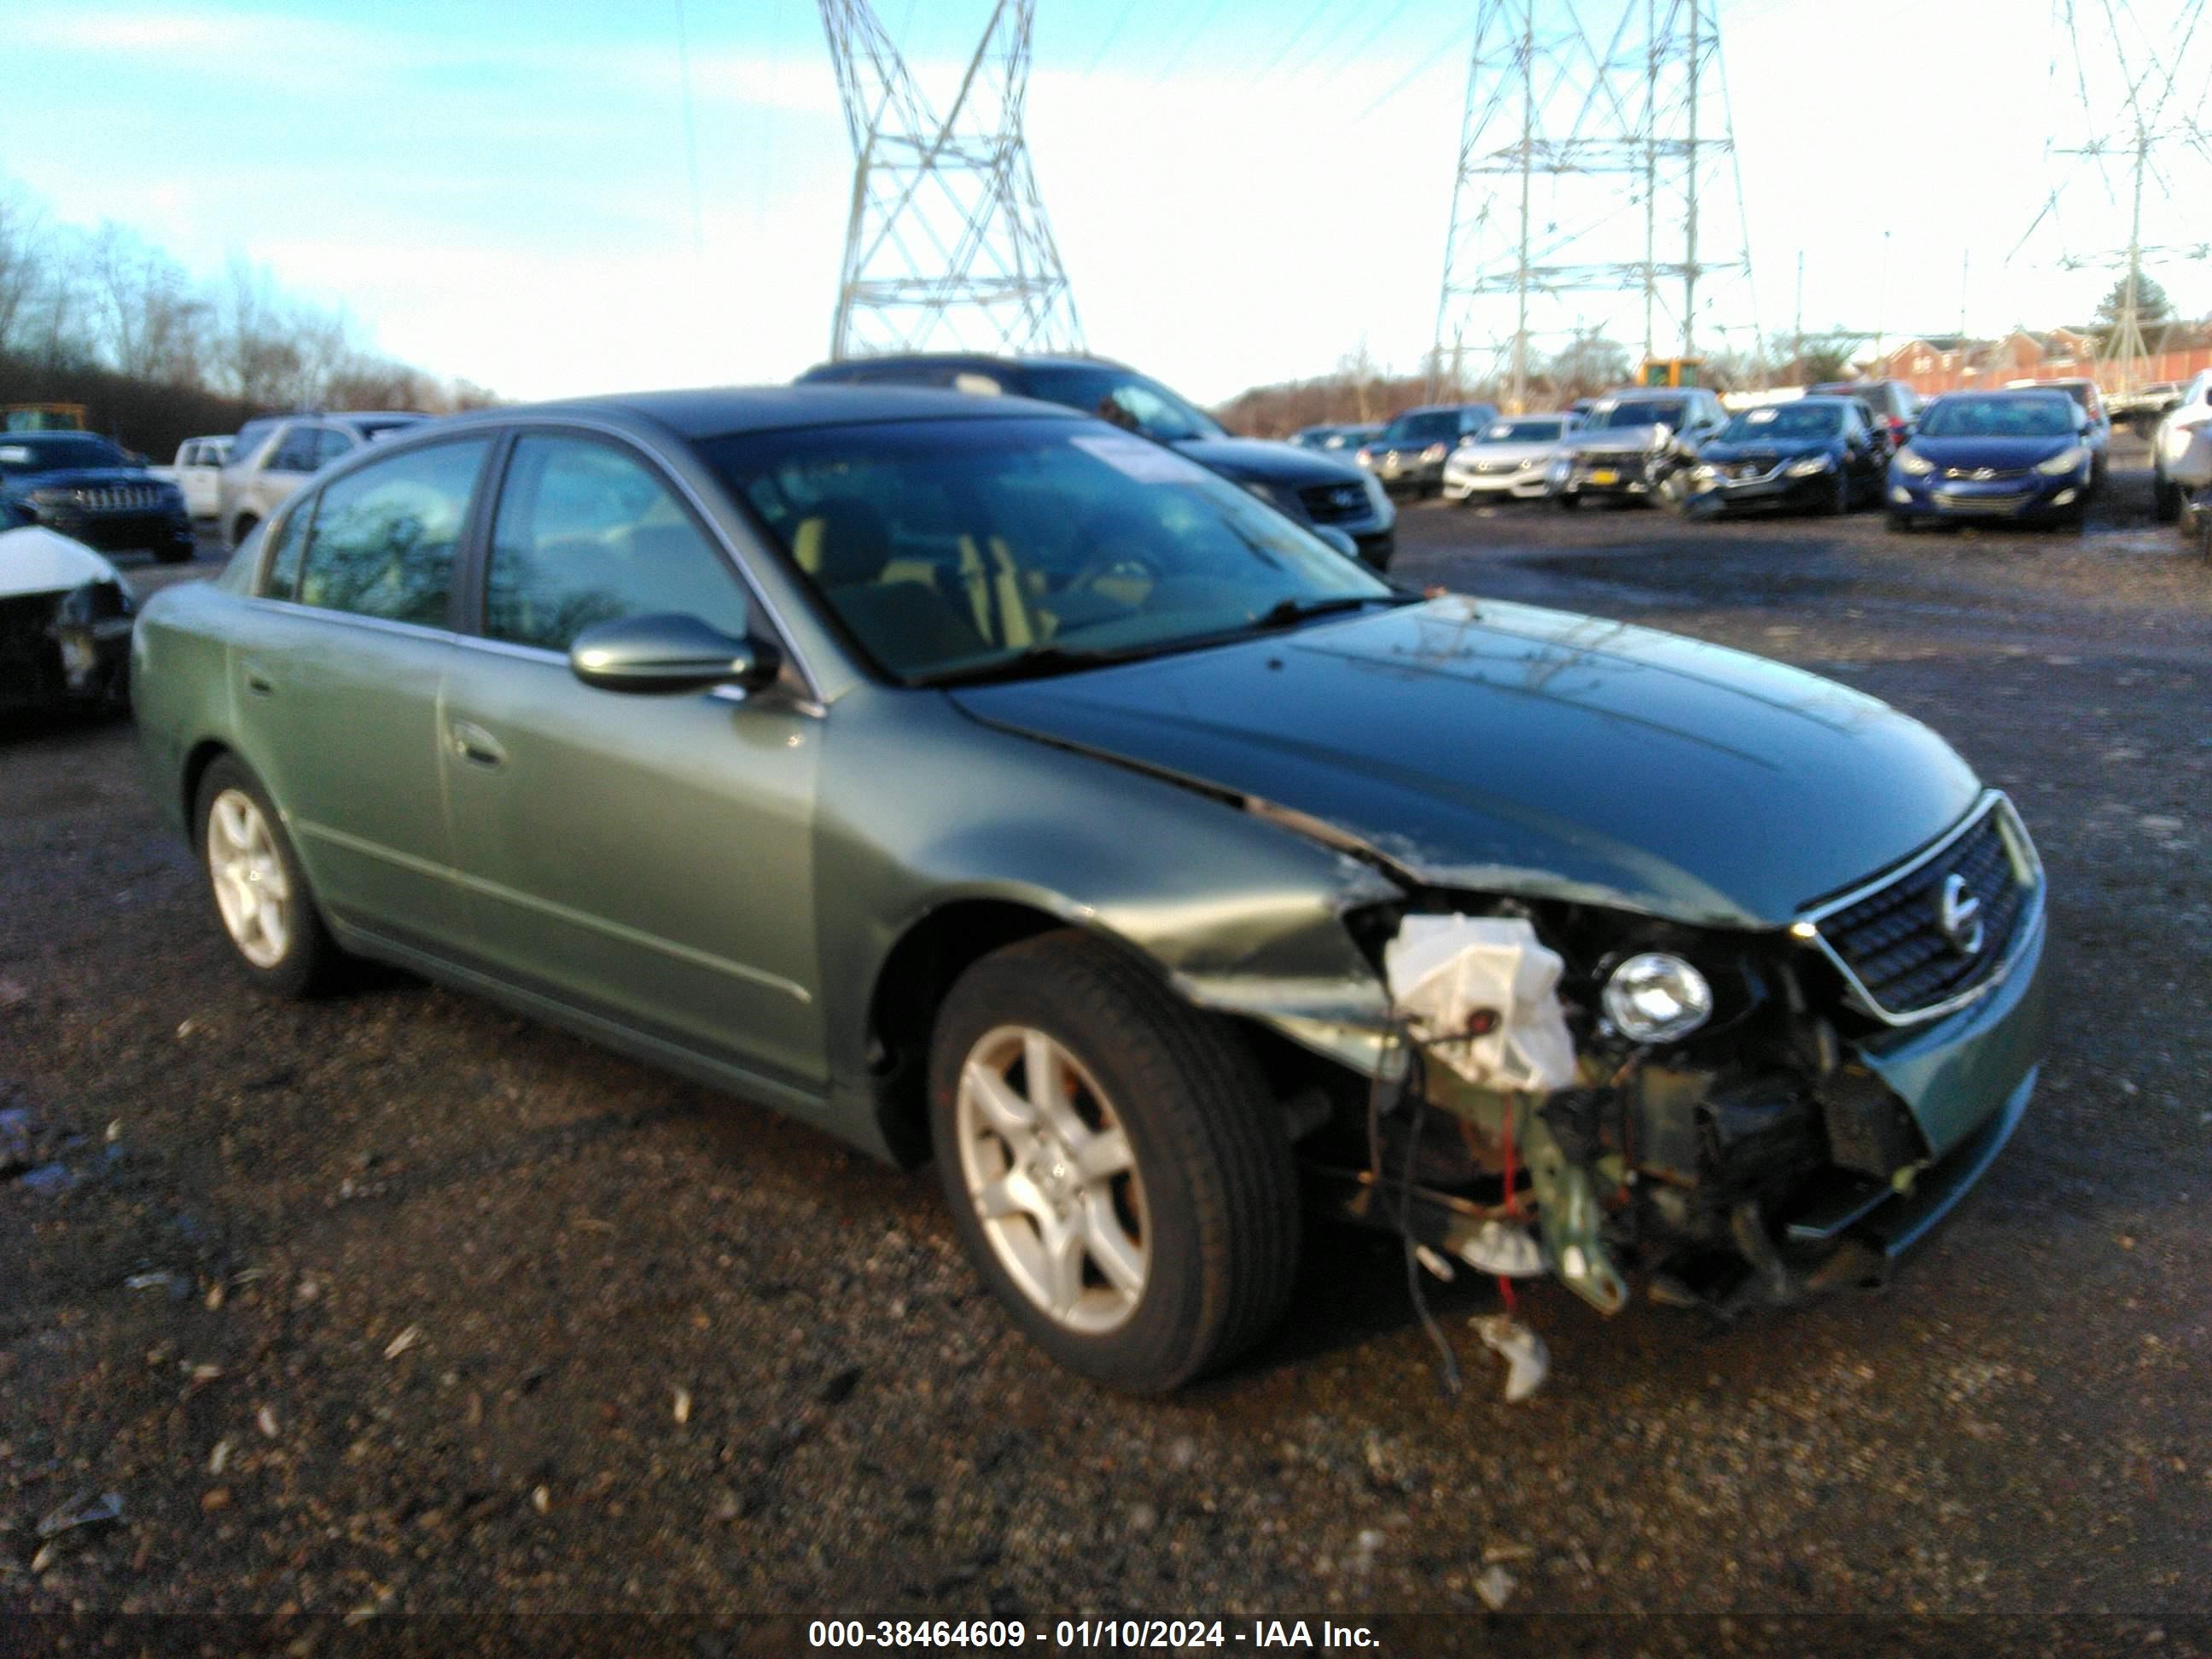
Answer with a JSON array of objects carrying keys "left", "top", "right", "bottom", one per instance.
[
  {"left": 1555, "top": 493, "right": 1581, "bottom": 512},
  {"left": 195, "top": 756, "right": 341, "bottom": 998},
  {"left": 928, "top": 932, "right": 1300, "bottom": 1393}
]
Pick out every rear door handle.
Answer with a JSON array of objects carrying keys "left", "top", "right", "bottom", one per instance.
[
  {"left": 448, "top": 719, "right": 506, "bottom": 770},
  {"left": 242, "top": 666, "right": 274, "bottom": 697}
]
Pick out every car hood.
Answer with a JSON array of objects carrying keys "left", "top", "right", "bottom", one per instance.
[
  {"left": 949, "top": 597, "right": 1981, "bottom": 929},
  {"left": 1905, "top": 435, "right": 2074, "bottom": 469},
  {"left": 1699, "top": 435, "right": 1835, "bottom": 463},
  {"left": 1456, "top": 439, "right": 1560, "bottom": 465},
  {"left": 0, "top": 526, "right": 125, "bottom": 597},
  {"left": 6, "top": 467, "right": 166, "bottom": 493},
  {"left": 1570, "top": 427, "right": 1671, "bottom": 456},
  {"left": 1172, "top": 436, "right": 1364, "bottom": 487}
]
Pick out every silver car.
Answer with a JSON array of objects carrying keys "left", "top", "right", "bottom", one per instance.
[
  {"left": 218, "top": 412, "right": 426, "bottom": 549},
  {"left": 1441, "top": 414, "right": 1579, "bottom": 503}
]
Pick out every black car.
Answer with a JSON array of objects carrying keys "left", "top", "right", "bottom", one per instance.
[
  {"left": 0, "top": 431, "right": 195, "bottom": 563},
  {"left": 797, "top": 354, "right": 1398, "bottom": 571},
  {"left": 1674, "top": 397, "right": 1887, "bottom": 516}
]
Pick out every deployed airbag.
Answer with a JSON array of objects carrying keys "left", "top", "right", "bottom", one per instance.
[{"left": 1382, "top": 915, "right": 1576, "bottom": 1091}]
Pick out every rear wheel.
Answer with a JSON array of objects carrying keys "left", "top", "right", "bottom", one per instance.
[
  {"left": 928, "top": 931, "right": 1300, "bottom": 1393},
  {"left": 2155, "top": 474, "right": 2180, "bottom": 523},
  {"left": 195, "top": 757, "right": 341, "bottom": 998}
]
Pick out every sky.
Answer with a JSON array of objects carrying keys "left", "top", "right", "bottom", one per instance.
[{"left": 6, "top": 0, "right": 2207, "bottom": 405}]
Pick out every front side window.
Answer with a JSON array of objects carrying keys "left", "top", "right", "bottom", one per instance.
[
  {"left": 707, "top": 416, "right": 1394, "bottom": 685},
  {"left": 484, "top": 434, "right": 748, "bottom": 652},
  {"left": 296, "top": 439, "right": 489, "bottom": 626},
  {"left": 267, "top": 426, "right": 323, "bottom": 474}
]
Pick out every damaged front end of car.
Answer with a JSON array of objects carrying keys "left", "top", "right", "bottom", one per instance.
[{"left": 1189, "top": 789, "right": 2051, "bottom": 1330}]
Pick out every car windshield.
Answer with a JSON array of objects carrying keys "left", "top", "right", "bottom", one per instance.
[
  {"left": 1590, "top": 400, "right": 1685, "bottom": 430},
  {"left": 707, "top": 417, "right": 1398, "bottom": 685},
  {"left": 0, "top": 434, "right": 130, "bottom": 474},
  {"left": 1717, "top": 404, "right": 1842, "bottom": 441},
  {"left": 352, "top": 416, "right": 424, "bottom": 440},
  {"left": 1920, "top": 396, "right": 2075, "bottom": 439},
  {"left": 1381, "top": 411, "right": 1460, "bottom": 443},
  {"left": 1481, "top": 418, "right": 1565, "bottom": 443},
  {"left": 1016, "top": 368, "right": 1223, "bottom": 443}
]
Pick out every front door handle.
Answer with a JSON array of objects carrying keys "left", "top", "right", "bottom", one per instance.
[
  {"left": 242, "top": 663, "right": 275, "bottom": 697},
  {"left": 449, "top": 719, "right": 506, "bottom": 769}
]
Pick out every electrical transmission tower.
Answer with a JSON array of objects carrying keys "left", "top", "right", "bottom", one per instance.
[
  {"left": 2012, "top": 0, "right": 2210, "bottom": 395},
  {"left": 820, "top": 0, "right": 1082, "bottom": 359},
  {"left": 1432, "top": 0, "right": 1757, "bottom": 409}
]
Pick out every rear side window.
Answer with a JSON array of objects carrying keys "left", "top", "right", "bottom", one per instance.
[
  {"left": 311, "top": 428, "right": 353, "bottom": 468},
  {"left": 296, "top": 439, "right": 489, "bottom": 627},
  {"left": 483, "top": 434, "right": 748, "bottom": 652}
]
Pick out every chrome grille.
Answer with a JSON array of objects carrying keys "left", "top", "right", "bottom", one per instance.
[
  {"left": 73, "top": 485, "right": 163, "bottom": 512},
  {"left": 1807, "top": 803, "right": 2034, "bottom": 1021}
]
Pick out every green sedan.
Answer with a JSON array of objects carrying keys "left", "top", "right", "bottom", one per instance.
[{"left": 132, "top": 388, "right": 2049, "bottom": 1392}]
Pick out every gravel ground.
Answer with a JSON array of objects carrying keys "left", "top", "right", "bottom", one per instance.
[{"left": 3, "top": 452, "right": 2209, "bottom": 1644}]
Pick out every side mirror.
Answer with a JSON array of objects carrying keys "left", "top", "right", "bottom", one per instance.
[
  {"left": 570, "top": 612, "right": 782, "bottom": 696},
  {"left": 1311, "top": 525, "right": 1359, "bottom": 561}
]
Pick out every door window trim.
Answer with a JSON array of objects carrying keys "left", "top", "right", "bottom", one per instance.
[{"left": 460, "top": 417, "right": 822, "bottom": 703}]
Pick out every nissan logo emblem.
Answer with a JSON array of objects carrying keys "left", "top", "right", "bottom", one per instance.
[{"left": 1936, "top": 872, "right": 1985, "bottom": 957}]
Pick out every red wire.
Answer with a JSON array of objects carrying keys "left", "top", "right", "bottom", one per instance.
[{"left": 1497, "top": 1097, "right": 1522, "bottom": 1313}]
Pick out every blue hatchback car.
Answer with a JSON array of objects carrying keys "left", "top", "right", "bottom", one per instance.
[{"left": 1885, "top": 390, "right": 2095, "bottom": 531}]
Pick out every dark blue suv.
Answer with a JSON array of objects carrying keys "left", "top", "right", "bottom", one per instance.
[{"left": 0, "top": 431, "right": 195, "bottom": 563}]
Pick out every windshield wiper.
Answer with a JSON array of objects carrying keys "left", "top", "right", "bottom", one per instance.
[
  {"left": 1249, "top": 593, "right": 1412, "bottom": 630},
  {"left": 914, "top": 643, "right": 1156, "bottom": 689}
]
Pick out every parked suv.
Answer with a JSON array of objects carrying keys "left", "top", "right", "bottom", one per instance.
[
  {"left": 1354, "top": 404, "right": 1499, "bottom": 498},
  {"left": 796, "top": 355, "right": 1397, "bottom": 571},
  {"left": 1548, "top": 387, "right": 1728, "bottom": 508},
  {"left": 218, "top": 412, "right": 426, "bottom": 549},
  {"left": 1810, "top": 380, "right": 1922, "bottom": 451},
  {"left": 0, "top": 430, "right": 195, "bottom": 562}
]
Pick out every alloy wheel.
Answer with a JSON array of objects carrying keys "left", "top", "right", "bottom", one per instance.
[
  {"left": 953, "top": 1024, "right": 1149, "bottom": 1335},
  {"left": 206, "top": 788, "right": 294, "bottom": 969}
]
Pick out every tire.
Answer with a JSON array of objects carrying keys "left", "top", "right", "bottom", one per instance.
[
  {"left": 928, "top": 930, "right": 1300, "bottom": 1393},
  {"left": 227, "top": 515, "right": 259, "bottom": 552},
  {"left": 1556, "top": 493, "right": 1581, "bottom": 512},
  {"left": 154, "top": 538, "right": 195, "bottom": 565},
  {"left": 1822, "top": 469, "right": 1849, "bottom": 516},
  {"left": 194, "top": 756, "right": 342, "bottom": 998},
  {"left": 2154, "top": 474, "right": 2180, "bottom": 524},
  {"left": 1885, "top": 512, "right": 1914, "bottom": 535}
]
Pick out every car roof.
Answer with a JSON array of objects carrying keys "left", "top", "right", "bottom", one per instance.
[
  {"left": 1933, "top": 387, "right": 2075, "bottom": 402},
  {"left": 438, "top": 385, "right": 1086, "bottom": 442},
  {"left": 800, "top": 352, "right": 1134, "bottom": 377}
]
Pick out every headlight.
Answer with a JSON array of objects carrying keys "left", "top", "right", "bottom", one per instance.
[
  {"left": 1355, "top": 450, "right": 1375, "bottom": 469},
  {"left": 1690, "top": 464, "right": 1717, "bottom": 481},
  {"left": 1602, "top": 952, "right": 1712, "bottom": 1043},
  {"left": 2035, "top": 445, "right": 2088, "bottom": 476},
  {"left": 1243, "top": 480, "right": 1288, "bottom": 512},
  {"left": 28, "top": 486, "right": 73, "bottom": 506},
  {"left": 1895, "top": 448, "right": 1935, "bottom": 477},
  {"left": 1421, "top": 443, "right": 1448, "bottom": 463},
  {"left": 1785, "top": 453, "right": 1833, "bottom": 476}
]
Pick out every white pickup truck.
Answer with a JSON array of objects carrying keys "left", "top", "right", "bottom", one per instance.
[{"left": 147, "top": 434, "right": 233, "bottom": 521}]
